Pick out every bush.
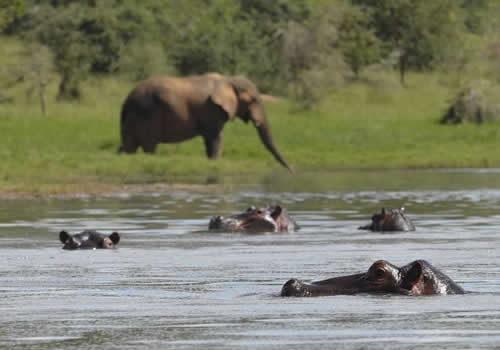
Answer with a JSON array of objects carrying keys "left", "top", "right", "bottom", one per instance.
[
  {"left": 118, "top": 40, "right": 175, "bottom": 81},
  {"left": 441, "top": 81, "right": 500, "bottom": 124}
]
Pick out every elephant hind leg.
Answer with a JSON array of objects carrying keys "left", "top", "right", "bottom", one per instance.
[
  {"left": 119, "top": 134, "right": 140, "bottom": 153},
  {"left": 142, "top": 141, "right": 158, "bottom": 154}
]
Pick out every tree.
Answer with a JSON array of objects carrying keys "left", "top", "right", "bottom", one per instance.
[
  {"left": 0, "top": 0, "right": 24, "bottom": 31},
  {"left": 16, "top": 3, "right": 97, "bottom": 100},
  {"left": 278, "top": 3, "right": 345, "bottom": 107},
  {"left": 338, "top": 6, "right": 381, "bottom": 77},
  {"left": 21, "top": 42, "right": 53, "bottom": 115},
  {"left": 353, "top": 0, "right": 464, "bottom": 85},
  {"left": 1, "top": 38, "right": 53, "bottom": 114},
  {"left": 459, "top": 0, "right": 490, "bottom": 33},
  {"left": 11, "top": 0, "right": 162, "bottom": 99}
]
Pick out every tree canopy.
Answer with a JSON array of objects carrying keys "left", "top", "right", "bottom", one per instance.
[{"left": 1, "top": 0, "right": 496, "bottom": 103}]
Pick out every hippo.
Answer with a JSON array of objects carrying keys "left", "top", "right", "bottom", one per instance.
[
  {"left": 358, "top": 207, "right": 416, "bottom": 232},
  {"left": 59, "top": 230, "right": 120, "bottom": 250},
  {"left": 281, "top": 260, "right": 465, "bottom": 297},
  {"left": 208, "top": 205, "right": 297, "bottom": 232}
]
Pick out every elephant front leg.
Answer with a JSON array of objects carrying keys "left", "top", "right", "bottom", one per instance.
[{"left": 203, "top": 132, "right": 223, "bottom": 159}]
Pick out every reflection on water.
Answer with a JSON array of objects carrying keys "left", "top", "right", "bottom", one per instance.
[{"left": 1, "top": 169, "right": 500, "bottom": 349}]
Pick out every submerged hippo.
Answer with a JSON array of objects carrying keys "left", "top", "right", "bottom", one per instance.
[
  {"left": 359, "top": 207, "right": 416, "bottom": 232},
  {"left": 209, "top": 205, "right": 297, "bottom": 232},
  {"left": 281, "top": 260, "right": 464, "bottom": 297},
  {"left": 59, "top": 230, "right": 120, "bottom": 250}
]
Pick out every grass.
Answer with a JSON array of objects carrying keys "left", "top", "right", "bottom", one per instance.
[{"left": 1, "top": 53, "right": 500, "bottom": 195}]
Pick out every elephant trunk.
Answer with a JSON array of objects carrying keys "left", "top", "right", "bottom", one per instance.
[{"left": 255, "top": 122, "right": 293, "bottom": 172}]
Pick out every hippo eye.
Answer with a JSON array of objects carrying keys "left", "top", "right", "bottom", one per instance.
[{"left": 375, "top": 268, "right": 386, "bottom": 278}]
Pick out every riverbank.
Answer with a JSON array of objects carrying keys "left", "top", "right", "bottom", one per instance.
[{"left": 1, "top": 73, "right": 500, "bottom": 197}]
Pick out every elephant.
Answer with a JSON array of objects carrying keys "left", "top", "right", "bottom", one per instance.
[
  {"left": 358, "top": 207, "right": 416, "bottom": 232},
  {"left": 118, "top": 73, "right": 293, "bottom": 171},
  {"left": 208, "top": 205, "right": 298, "bottom": 233},
  {"left": 59, "top": 230, "right": 120, "bottom": 250},
  {"left": 281, "top": 260, "right": 465, "bottom": 297}
]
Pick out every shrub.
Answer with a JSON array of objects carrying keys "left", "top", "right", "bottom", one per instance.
[{"left": 441, "top": 81, "right": 500, "bottom": 124}]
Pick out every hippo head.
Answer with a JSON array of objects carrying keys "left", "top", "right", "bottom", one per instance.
[
  {"left": 59, "top": 230, "right": 120, "bottom": 250},
  {"left": 281, "top": 260, "right": 464, "bottom": 297},
  {"left": 209, "top": 206, "right": 284, "bottom": 232},
  {"left": 359, "top": 207, "right": 416, "bottom": 232}
]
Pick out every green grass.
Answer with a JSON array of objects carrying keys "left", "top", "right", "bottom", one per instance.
[{"left": 1, "top": 63, "right": 500, "bottom": 194}]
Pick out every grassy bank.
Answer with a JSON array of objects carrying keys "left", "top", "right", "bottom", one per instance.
[{"left": 1, "top": 71, "right": 500, "bottom": 195}]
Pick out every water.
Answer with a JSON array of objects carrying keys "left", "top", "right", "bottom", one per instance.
[{"left": 1, "top": 169, "right": 500, "bottom": 349}]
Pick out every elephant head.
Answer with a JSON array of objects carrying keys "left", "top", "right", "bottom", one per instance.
[{"left": 210, "top": 75, "right": 293, "bottom": 172}]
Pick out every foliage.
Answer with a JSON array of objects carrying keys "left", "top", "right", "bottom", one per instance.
[
  {"left": 0, "top": 0, "right": 23, "bottom": 30},
  {"left": 13, "top": 42, "right": 53, "bottom": 115},
  {"left": 161, "top": 0, "right": 311, "bottom": 93},
  {"left": 338, "top": 6, "right": 381, "bottom": 77},
  {"left": 278, "top": 3, "right": 346, "bottom": 107},
  {"left": 459, "top": 0, "right": 490, "bottom": 33},
  {"left": 0, "top": 0, "right": 498, "bottom": 105},
  {"left": 353, "top": 0, "right": 465, "bottom": 85},
  {"left": 118, "top": 40, "right": 174, "bottom": 81},
  {"left": 17, "top": 3, "right": 97, "bottom": 100}
]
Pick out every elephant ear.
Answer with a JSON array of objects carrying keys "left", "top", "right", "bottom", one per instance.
[{"left": 210, "top": 81, "right": 238, "bottom": 120}]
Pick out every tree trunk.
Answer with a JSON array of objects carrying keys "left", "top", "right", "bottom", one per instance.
[
  {"left": 39, "top": 80, "right": 47, "bottom": 116},
  {"left": 57, "top": 72, "right": 81, "bottom": 101},
  {"left": 399, "top": 54, "right": 407, "bottom": 87}
]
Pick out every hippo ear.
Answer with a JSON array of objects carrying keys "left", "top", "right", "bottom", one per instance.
[
  {"left": 270, "top": 205, "right": 282, "bottom": 220},
  {"left": 400, "top": 261, "right": 423, "bottom": 290},
  {"left": 109, "top": 232, "right": 120, "bottom": 245},
  {"left": 59, "top": 230, "right": 71, "bottom": 244}
]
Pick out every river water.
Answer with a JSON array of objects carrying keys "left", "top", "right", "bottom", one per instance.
[{"left": 1, "top": 169, "right": 500, "bottom": 349}]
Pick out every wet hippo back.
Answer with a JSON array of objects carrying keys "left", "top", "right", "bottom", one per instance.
[
  {"left": 359, "top": 207, "right": 416, "bottom": 232},
  {"left": 209, "top": 205, "right": 297, "bottom": 233}
]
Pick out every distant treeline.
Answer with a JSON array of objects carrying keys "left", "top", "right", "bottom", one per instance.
[{"left": 1, "top": 0, "right": 499, "bottom": 105}]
